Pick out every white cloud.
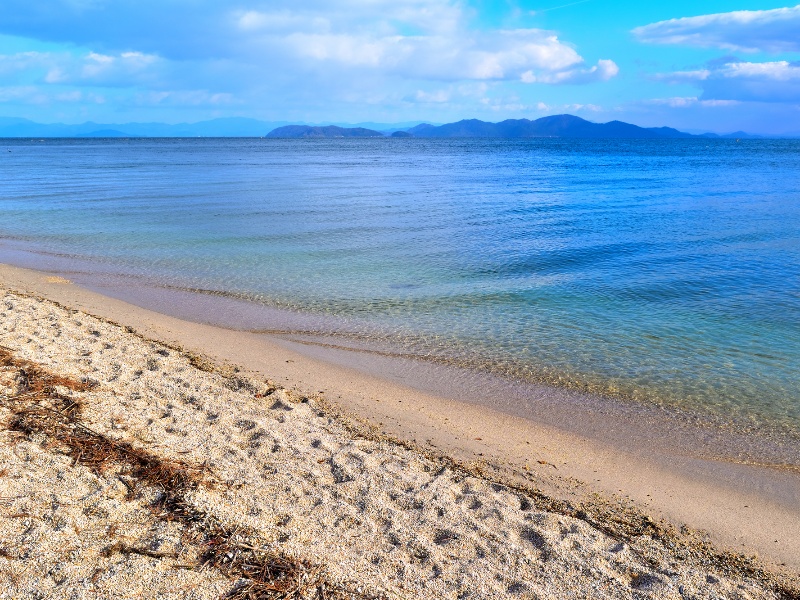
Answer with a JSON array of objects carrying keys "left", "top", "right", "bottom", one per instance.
[
  {"left": 644, "top": 96, "right": 740, "bottom": 108},
  {"left": 134, "top": 90, "right": 235, "bottom": 106},
  {"left": 633, "top": 5, "right": 800, "bottom": 53},
  {"left": 466, "top": 96, "right": 605, "bottom": 114},
  {"left": 0, "top": 51, "right": 50, "bottom": 74},
  {"left": 53, "top": 90, "right": 106, "bottom": 104},
  {"left": 0, "top": 49, "right": 162, "bottom": 86},
  {"left": 656, "top": 60, "right": 800, "bottom": 102},
  {"left": 86, "top": 52, "right": 113, "bottom": 64},
  {"left": 521, "top": 58, "right": 618, "bottom": 84},
  {"left": 413, "top": 89, "right": 451, "bottom": 103},
  {"left": 275, "top": 27, "right": 612, "bottom": 84},
  {"left": 44, "top": 68, "right": 67, "bottom": 83},
  {"left": 724, "top": 60, "right": 800, "bottom": 80},
  {"left": 0, "top": 85, "right": 41, "bottom": 102},
  {"left": 653, "top": 69, "right": 710, "bottom": 82},
  {"left": 234, "top": 10, "right": 330, "bottom": 33},
  {"left": 55, "top": 90, "right": 82, "bottom": 101},
  {"left": 565, "top": 102, "right": 603, "bottom": 112},
  {"left": 79, "top": 51, "right": 160, "bottom": 80}
]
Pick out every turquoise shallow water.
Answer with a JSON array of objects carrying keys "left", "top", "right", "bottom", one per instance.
[{"left": 1, "top": 137, "right": 799, "bottom": 433}]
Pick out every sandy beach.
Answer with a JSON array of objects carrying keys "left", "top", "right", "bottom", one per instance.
[{"left": 1, "top": 262, "right": 798, "bottom": 599}]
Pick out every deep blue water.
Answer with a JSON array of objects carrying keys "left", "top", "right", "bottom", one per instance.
[{"left": 1, "top": 137, "right": 799, "bottom": 432}]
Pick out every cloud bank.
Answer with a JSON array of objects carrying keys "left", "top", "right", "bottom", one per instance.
[
  {"left": 633, "top": 5, "right": 800, "bottom": 53},
  {"left": 0, "top": 0, "right": 616, "bottom": 85},
  {"left": 656, "top": 60, "right": 800, "bottom": 103}
]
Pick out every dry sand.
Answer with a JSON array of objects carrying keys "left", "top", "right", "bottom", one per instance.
[{"left": 0, "top": 264, "right": 799, "bottom": 598}]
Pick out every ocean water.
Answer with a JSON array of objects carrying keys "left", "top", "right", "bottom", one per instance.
[{"left": 1, "top": 137, "right": 799, "bottom": 434}]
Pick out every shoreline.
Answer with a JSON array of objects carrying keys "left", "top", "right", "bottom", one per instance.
[
  {"left": 1, "top": 261, "right": 799, "bottom": 578},
  {"left": 4, "top": 241, "right": 800, "bottom": 453},
  {"left": 3, "top": 237, "right": 799, "bottom": 446}
]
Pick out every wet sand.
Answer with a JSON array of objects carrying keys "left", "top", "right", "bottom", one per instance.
[{"left": 1, "top": 262, "right": 798, "bottom": 598}]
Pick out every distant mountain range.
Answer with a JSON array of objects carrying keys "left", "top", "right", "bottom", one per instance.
[
  {"left": 0, "top": 117, "right": 420, "bottom": 138},
  {"left": 405, "top": 115, "right": 701, "bottom": 138},
  {"left": 0, "top": 117, "right": 292, "bottom": 138},
  {"left": 267, "top": 115, "right": 780, "bottom": 139},
  {"left": 0, "top": 114, "right": 788, "bottom": 139},
  {"left": 266, "top": 125, "right": 385, "bottom": 139},
  {"left": 266, "top": 115, "right": 775, "bottom": 139}
]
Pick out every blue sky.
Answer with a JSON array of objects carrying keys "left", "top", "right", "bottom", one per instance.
[{"left": 1, "top": 1, "right": 799, "bottom": 133}]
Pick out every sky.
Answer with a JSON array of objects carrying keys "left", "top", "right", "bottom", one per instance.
[{"left": 0, "top": 1, "right": 799, "bottom": 133}]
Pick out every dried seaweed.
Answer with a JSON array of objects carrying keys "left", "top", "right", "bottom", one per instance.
[{"left": 0, "top": 347, "right": 382, "bottom": 600}]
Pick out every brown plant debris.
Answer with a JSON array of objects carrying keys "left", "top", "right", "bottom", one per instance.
[{"left": 0, "top": 346, "right": 382, "bottom": 600}]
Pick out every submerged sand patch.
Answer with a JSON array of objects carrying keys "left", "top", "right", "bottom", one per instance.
[{"left": 0, "top": 289, "right": 798, "bottom": 599}]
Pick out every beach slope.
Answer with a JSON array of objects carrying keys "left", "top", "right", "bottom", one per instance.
[{"left": 0, "top": 273, "right": 798, "bottom": 598}]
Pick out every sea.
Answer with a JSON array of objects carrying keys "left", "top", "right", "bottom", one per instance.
[{"left": 1, "top": 137, "right": 798, "bottom": 440}]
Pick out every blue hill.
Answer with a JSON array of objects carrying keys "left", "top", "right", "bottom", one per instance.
[
  {"left": 406, "top": 115, "right": 695, "bottom": 139},
  {"left": 266, "top": 125, "right": 385, "bottom": 138}
]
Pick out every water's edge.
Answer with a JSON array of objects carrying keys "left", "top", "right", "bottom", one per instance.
[{"left": 3, "top": 244, "right": 798, "bottom": 471}]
